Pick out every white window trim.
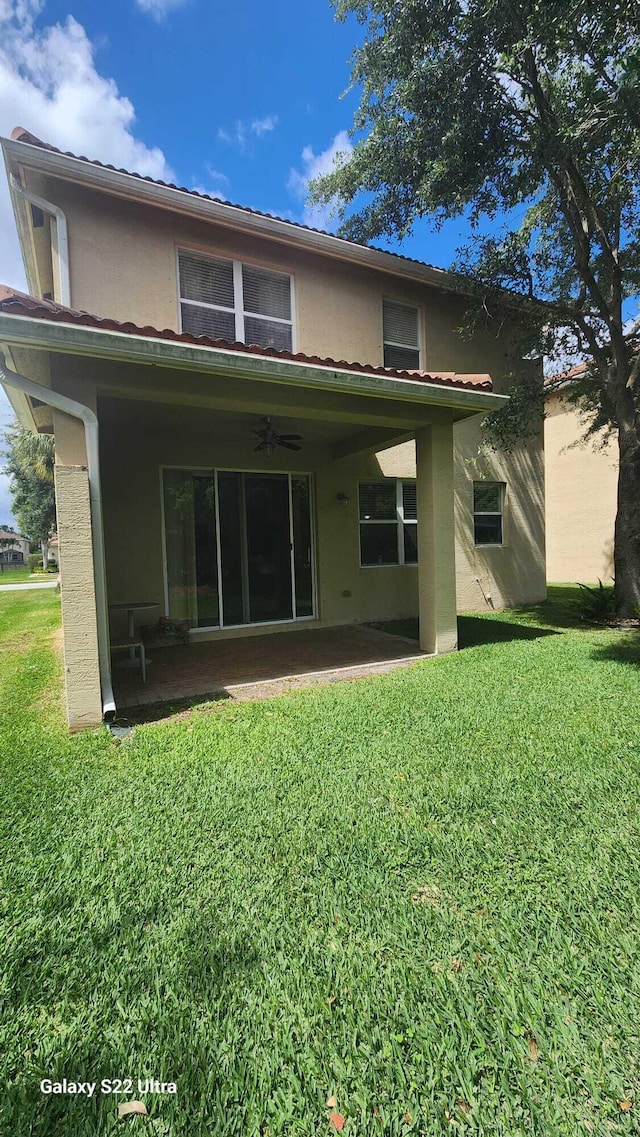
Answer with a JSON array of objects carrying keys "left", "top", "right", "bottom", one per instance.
[
  {"left": 473, "top": 481, "right": 506, "bottom": 547},
  {"left": 358, "top": 479, "right": 418, "bottom": 568},
  {"left": 176, "top": 247, "right": 296, "bottom": 351},
  {"left": 382, "top": 297, "right": 422, "bottom": 369}
]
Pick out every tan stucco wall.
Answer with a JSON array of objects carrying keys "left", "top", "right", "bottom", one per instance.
[
  {"left": 375, "top": 422, "right": 545, "bottom": 610},
  {"left": 544, "top": 392, "right": 616, "bottom": 583},
  {"left": 36, "top": 176, "right": 546, "bottom": 614},
  {"left": 37, "top": 176, "right": 532, "bottom": 385},
  {"left": 54, "top": 461, "right": 102, "bottom": 730},
  {"left": 98, "top": 398, "right": 426, "bottom": 643}
]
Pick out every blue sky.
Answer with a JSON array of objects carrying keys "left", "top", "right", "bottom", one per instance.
[{"left": 0, "top": 0, "right": 476, "bottom": 527}]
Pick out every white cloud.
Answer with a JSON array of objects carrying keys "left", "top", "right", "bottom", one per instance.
[
  {"left": 134, "top": 0, "right": 187, "bottom": 18},
  {"left": 0, "top": 0, "right": 175, "bottom": 523},
  {"left": 206, "top": 164, "right": 229, "bottom": 184},
  {"left": 288, "top": 130, "right": 353, "bottom": 230},
  {"left": 251, "top": 115, "right": 278, "bottom": 137},
  {"left": 0, "top": 1, "right": 174, "bottom": 290},
  {"left": 218, "top": 115, "right": 278, "bottom": 151}
]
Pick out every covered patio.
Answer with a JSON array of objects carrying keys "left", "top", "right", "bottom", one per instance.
[
  {"left": 112, "top": 622, "right": 426, "bottom": 711},
  {"left": 0, "top": 292, "right": 507, "bottom": 729}
]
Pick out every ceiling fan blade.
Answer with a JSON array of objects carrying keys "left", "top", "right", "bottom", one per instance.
[
  {"left": 254, "top": 442, "right": 266, "bottom": 451},
  {"left": 278, "top": 440, "right": 302, "bottom": 451},
  {"left": 277, "top": 434, "right": 303, "bottom": 441}
]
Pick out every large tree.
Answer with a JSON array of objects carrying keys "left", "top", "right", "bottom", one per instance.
[
  {"left": 2, "top": 426, "right": 56, "bottom": 568},
  {"left": 312, "top": 0, "right": 640, "bottom": 615}
]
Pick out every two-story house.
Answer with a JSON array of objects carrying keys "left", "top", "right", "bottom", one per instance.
[{"left": 0, "top": 127, "right": 545, "bottom": 731}]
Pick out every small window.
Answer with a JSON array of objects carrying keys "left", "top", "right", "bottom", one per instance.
[
  {"left": 178, "top": 251, "right": 293, "bottom": 351},
  {"left": 473, "top": 482, "right": 505, "bottom": 545},
  {"left": 383, "top": 299, "right": 420, "bottom": 370},
  {"left": 359, "top": 480, "right": 418, "bottom": 566}
]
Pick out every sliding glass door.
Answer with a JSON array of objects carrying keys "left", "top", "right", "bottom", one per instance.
[
  {"left": 162, "top": 468, "right": 314, "bottom": 630},
  {"left": 162, "top": 469, "right": 219, "bottom": 628}
]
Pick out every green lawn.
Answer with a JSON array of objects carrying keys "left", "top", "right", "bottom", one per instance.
[
  {"left": 1, "top": 588, "right": 639, "bottom": 1136},
  {"left": 0, "top": 568, "right": 35, "bottom": 584}
]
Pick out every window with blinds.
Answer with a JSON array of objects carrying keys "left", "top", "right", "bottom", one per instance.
[
  {"left": 383, "top": 299, "right": 421, "bottom": 370},
  {"left": 473, "top": 481, "right": 505, "bottom": 545},
  {"left": 178, "top": 251, "right": 293, "bottom": 350},
  {"left": 358, "top": 479, "right": 418, "bottom": 566}
]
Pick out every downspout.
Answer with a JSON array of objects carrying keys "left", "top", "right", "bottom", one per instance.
[
  {"left": 0, "top": 354, "right": 116, "bottom": 722},
  {"left": 10, "top": 175, "right": 71, "bottom": 307}
]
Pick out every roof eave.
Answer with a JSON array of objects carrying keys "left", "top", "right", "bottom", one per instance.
[
  {"left": 1, "top": 136, "right": 525, "bottom": 309},
  {"left": 0, "top": 342, "right": 39, "bottom": 430},
  {"left": 0, "top": 311, "right": 508, "bottom": 415}
]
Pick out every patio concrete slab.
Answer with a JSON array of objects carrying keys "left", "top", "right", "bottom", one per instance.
[{"left": 112, "top": 623, "right": 427, "bottom": 711}]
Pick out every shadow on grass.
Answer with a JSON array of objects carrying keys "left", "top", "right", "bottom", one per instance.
[
  {"left": 118, "top": 690, "right": 231, "bottom": 728},
  {"left": 367, "top": 615, "right": 559, "bottom": 649},
  {"left": 591, "top": 633, "right": 640, "bottom": 668},
  {"left": 509, "top": 585, "right": 586, "bottom": 631},
  {"left": 457, "top": 616, "right": 559, "bottom": 649}
]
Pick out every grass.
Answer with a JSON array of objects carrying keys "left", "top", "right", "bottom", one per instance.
[
  {"left": 1, "top": 587, "right": 640, "bottom": 1135},
  {"left": 0, "top": 568, "right": 36, "bottom": 584},
  {"left": 0, "top": 568, "right": 57, "bottom": 584}
]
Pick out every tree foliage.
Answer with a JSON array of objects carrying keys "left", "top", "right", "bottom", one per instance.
[
  {"left": 2, "top": 426, "right": 56, "bottom": 548},
  {"left": 312, "top": 0, "right": 640, "bottom": 612}
]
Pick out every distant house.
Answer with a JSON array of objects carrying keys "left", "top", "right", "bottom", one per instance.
[
  {"left": 545, "top": 367, "right": 616, "bottom": 584},
  {"left": 48, "top": 536, "right": 60, "bottom": 566},
  {"left": 0, "top": 529, "right": 30, "bottom": 568}
]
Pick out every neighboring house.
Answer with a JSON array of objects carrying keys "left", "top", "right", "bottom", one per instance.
[
  {"left": 0, "top": 127, "right": 545, "bottom": 730},
  {"left": 0, "top": 528, "right": 30, "bottom": 567},
  {"left": 545, "top": 367, "right": 616, "bottom": 584},
  {"left": 47, "top": 536, "right": 60, "bottom": 566}
]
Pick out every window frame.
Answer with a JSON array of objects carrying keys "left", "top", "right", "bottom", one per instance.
[
  {"left": 382, "top": 297, "right": 422, "bottom": 370},
  {"left": 473, "top": 481, "right": 506, "bottom": 547},
  {"left": 159, "top": 463, "right": 317, "bottom": 632},
  {"left": 176, "top": 247, "right": 296, "bottom": 352},
  {"left": 358, "top": 479, "right": 418, "bottom": 568}
]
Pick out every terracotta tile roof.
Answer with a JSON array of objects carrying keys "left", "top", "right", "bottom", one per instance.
[
  {"left": 9, "top": 126, "right": 471, "bottom": 285},
  {"left": 0, "top": 287, "right": 493, "bottom": 393},
  {"left": 0, "top": 529, "right": 27, "bottom": 541},
  {"left": 544, "top": 363, "right": 588, "bottom": 388}
]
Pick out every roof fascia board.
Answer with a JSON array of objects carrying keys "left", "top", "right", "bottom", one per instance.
[
  {"left": 0, "top": 312, "right": 508, "bottom": 414},
  {"left": 2, "top": 137, "right": 490, "bottom": 302}
]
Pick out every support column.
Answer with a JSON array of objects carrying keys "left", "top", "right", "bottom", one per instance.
[
  {"left": 53, "top": 408, "right": 102, "bottom": 730},
  {"left": 416, "top": 422, "right": 458, "bottom": 655}
]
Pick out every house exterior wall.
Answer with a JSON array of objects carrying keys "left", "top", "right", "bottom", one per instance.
[
  {"left": 0, "top": 531, "right": 30, "bottom": 564},
  {"left": 99, "top": 398, "right": 424, "bottom": 643},
  {"left": 33, "top": 174, "right": 545, "bottom": 611},
  {"left": 97, "top": 395, "right": 544, "bottom": 644},
  {"left": 54, "top": 461, "right": 103, "bottom": 729},
  {"left": 544, "top": 391, "right": 616, "bottom": 583}
]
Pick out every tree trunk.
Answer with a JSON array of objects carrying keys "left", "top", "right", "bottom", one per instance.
[
  {"left": 41, "top": 538, "right": 49, "bottom": 571},
  {"left": 614, "top": 422, "right": 640, "bottom": 618}
]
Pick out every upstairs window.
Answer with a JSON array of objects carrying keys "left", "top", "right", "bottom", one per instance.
[
  {"left": 383, "top": 299, "right": 420, "bottom": 370},
  {"left": 179, "top": 250, "right": 293, "bottom": 351},
  {"left": 473, "top": 482, "right": 505, "bottom": 546},
  {"left": 359, "top": 480, "right": 418, "bottom": 566}
]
